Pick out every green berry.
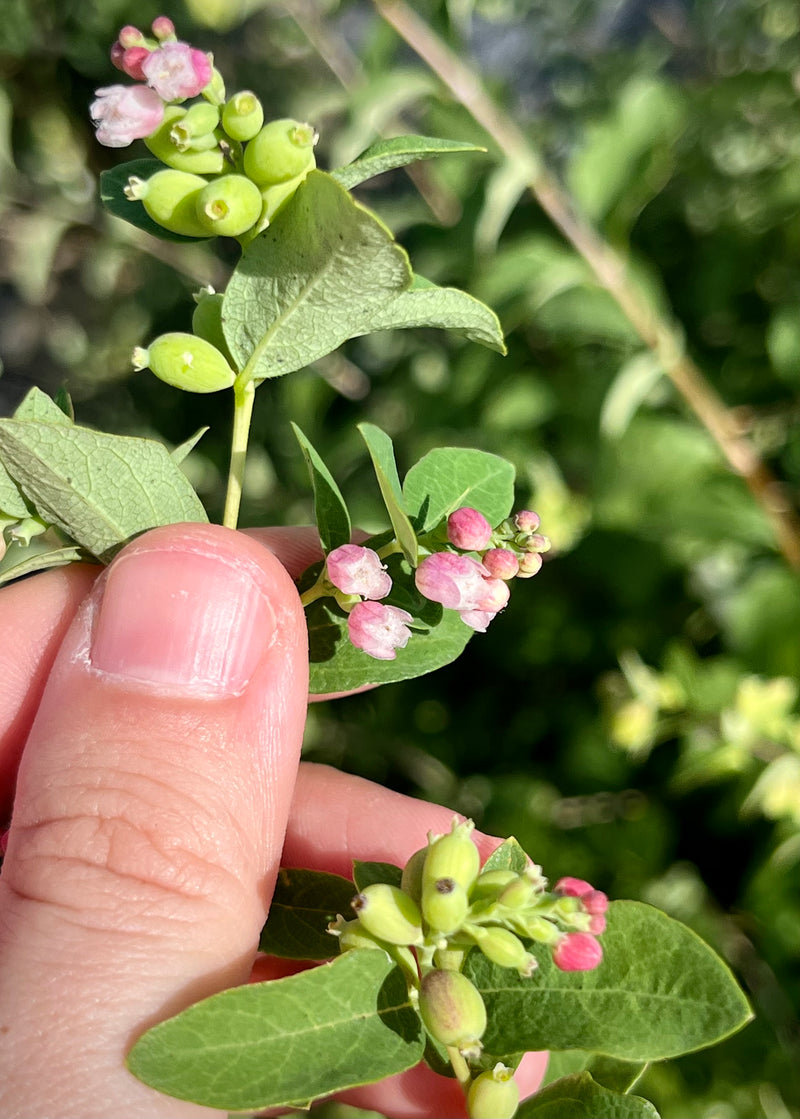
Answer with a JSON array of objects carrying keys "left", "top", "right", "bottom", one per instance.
[
  {"left": 400, "top": 846, "right": 428, "bottom": 904},
  {"left": 351, "top": 883, "right": 423, "bottom": 947},
  {"left": 191, "top": 288, "right": 234, "bottom": 362},
  {"left": 498, "top": 873, "right": 537, "bottom": 910},
  {"left": 132, "top": 332, "right": 236, "bottom": 394},
  {"left": 467, "top": 1065, "right": 519, "bottom": 1119},
  {"left": 472, "top": 926, "right": 537, "bottom": 976},
  {"left": 195, "top": 173, "right": 263, "bottom": 237},
  {"left": 423, "top": 820, "right": 481, "bottom": 893},
  {"left": 422, "top": 878, "right": 469, "bottom": 936},
  {"left": 222, "top": 90, "right": 265, "bottom": 142},
  {"left": 170, "top": 102, "right": 220, "bottom": 152},
  {"left": 146, "top": 106, "right": 225, "bottom": 175},
  {"left": 470, "top": 869, "right": 516, "bottom": 901},
  {"left": 125, "top": 169, "right": 210, "bottom": 238},
  {"left": 243, "top": 117, "right": 317, "bottom": 185},
  {"left": 418, "top": 969, "right": 487, "bottom": 1055}
]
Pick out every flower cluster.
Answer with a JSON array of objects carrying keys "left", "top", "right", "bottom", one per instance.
[
  {"left": 318, "top": 506, "right": 549, "bottom": 660},
  {"left": 91, "top": 19, "right": 211, "bottom": 147},
  {"left": 330, "top": 819, "right": 607, "bottom": 1118},
  {"left": 91, "top": 19, "right": 318, "bottom": 247}
]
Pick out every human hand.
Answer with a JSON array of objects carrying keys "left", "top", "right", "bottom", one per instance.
[{"left": 0, "top": 523, "right": 545, "bottom": 1118}]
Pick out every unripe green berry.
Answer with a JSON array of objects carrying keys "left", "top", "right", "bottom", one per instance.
[
  {"left": 170, "top": 102, "right": 220, "bottom": 151},
  {"left": 243, "top": 117, "right": 317, "bottom": 185},
  {"left": 125, "top": 169, "right": 210, "bottom": 238},
  {"left": 423, "top": 820, "right": 481, "bottom": 893},
  {"left": 195, "top": 173, "right": 263, "bottom": 237},
  {"left": 222, "top": 90, "right": 265, "bottom": 142},
  {"left": 351, "top": 883, "right": 423, "bottom": 947},
  {"left": 191, "top": 288, "right": 233, "bottom": 361},
  {"left": 470, "top": 869, "right": 517, "bottom": 901},
  {"left": 418, "top": 969, "right": 487, "bottom": 1055},
  {"left": 467, "top": 1065, "right": 519, "bottom": 1119},
  {"left": 422, "top": 878, "right": 469, "bottom": 936},
  {"left": 132, "top": 332, "right": 236, "bottom": 394},
  {"left": 400, "top": 846, "right": 428, "bottom": 905},
  {"left": 498, "top": 873, "right": 537, "bottom": 910},
  {"left": 472, "top": 926, "right": 538, "bottom": 977},
  {"left": 146, "top": 106, "right": 225, "bottom": 175}
]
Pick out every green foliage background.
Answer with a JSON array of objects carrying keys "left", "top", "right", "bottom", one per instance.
[{"left": 1, "top": 1, "right": 799, "bottom": 1115}]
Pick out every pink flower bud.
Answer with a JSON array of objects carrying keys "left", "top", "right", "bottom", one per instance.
[
  {"left": 326, "top": 544, "right": 392, "bottom": 600},
  {"left": 554, "top": 876, "right": 594, "bottom": 897},
  {"left": 447, "top": 506, "right": 493, "bottom": 551},
  {"left": 415, "top": 552, "right": 489, "bottom": 611},
  {"left": 118, "top": 25, "right": 145, "bottom": 48},
  {"left": 151, "top": 16, "right": 177, "bottom": 41},
  {"left": 516, "top": 552, "right": 543, "bottom": 579},
  {"left": 91, "top": 84, "right": 165, "bottom": 148},
  {"left": 348, "top": 601, "right": 413, "bottom": 661},
  {"left": 589, "top": 914, "right": 607, "bottom": 935},
  {"left": 482, "top": 548, "right": 519, "bottom": 580},
  {"left": 514, "top": 510, "right": 540, "bottom": 532},
  {"left": 110, "top": 43, "right": 150, "bottom": 81},
  {"left": 552, "top": 932, "right": 603, "bottom": 972},
  {"left": 142, "top": 41, "right": 213, "bottom": 101},
  {"left": 554, "top": 877, "right": 608, "bottom": 915}
]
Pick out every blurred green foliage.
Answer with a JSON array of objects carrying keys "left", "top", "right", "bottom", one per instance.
[{"left": 2, "top": 1, "right": 800, "bottom": 1115}]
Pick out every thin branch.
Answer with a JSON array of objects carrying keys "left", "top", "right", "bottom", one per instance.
[{"left": 374, "top": 0, "right": 800, "bottom": 571}]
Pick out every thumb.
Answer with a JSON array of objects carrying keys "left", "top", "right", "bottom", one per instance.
[{"left": 0, "top": 524, "right": 308, "bottom": 1118}]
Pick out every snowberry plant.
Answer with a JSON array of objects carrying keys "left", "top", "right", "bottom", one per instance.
[{"left": 0, "top": 18, "right": 752, "bottom": 1118}]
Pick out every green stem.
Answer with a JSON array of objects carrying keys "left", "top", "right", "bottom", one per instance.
[
  {"left": 222, "top": 379, "right": 256, "bottom": 529},
  {"left": 446, "top": 1045, "right": 472, "bottom": 1092},
  {"left": 299, "top": 581, "right": 331, "bottom": 608}
]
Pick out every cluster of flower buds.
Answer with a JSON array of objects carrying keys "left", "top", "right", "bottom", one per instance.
[
  {"left": 93, "top": 19, "right": 317, "bottom": 242},
  {"left": 330, "top": 819, "right": 607, "bottom": 1117},
  {"left": 313, "top": 506, "right": 550, "bottom": 660}
]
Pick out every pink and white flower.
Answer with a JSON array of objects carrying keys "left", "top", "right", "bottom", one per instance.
[
  {"left": 415, "top": 551, "right": 510, "bottom": 631},
  {"left": 348, "top": 601, "right": 413, "bottom": 660},
  {"left": 555, "top": 877, "right": 609, "bottom": 936},
  {"left": 90, "top": 84, "right": 165, "bottom": 148},
  {"left": 552, "top": 931, "right": 603, "bottom": 972},
  {"left": 326, "top": 544, "right": 392, "bottom": 600},
  {"left": 142, "top": 41, "right": 212, "bottom": 101}
]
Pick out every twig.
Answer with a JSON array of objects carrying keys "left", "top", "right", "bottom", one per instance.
[{"left": 374, "top": 0, "right": 800, "bottom": 571}]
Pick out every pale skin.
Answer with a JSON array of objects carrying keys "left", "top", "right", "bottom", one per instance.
[{"left": 0, "top": 523, "right": 546, "bottom": 1118}]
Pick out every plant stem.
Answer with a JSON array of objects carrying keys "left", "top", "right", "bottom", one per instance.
[
  {"left": 299, "top": 581, "right": 330, "bottom": 607},
  {"left": 222, "top": 378, "right": 256, "bottom": 529},
  {"left": 374, "top": 0, "right": 800, "bottom": 572},
  {"left": 446, "top": 1044, "right": 472, "bottom": 1091}
]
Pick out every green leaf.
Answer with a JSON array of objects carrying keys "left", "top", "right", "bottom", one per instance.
[
  {"left": 170, "top": 427, "right": 208, "bottom": 465},
  {"left": 481, "top": 836, "right": 529, "bottom": 875},
  {"left": 518, "top": 1072, "right": 660, "bottom": 1119},
  {"left": 0, "top": 460, "right": 28, "bottom": 519},
  {"left": 357, "top": 424, "right": 418, "bottom": 565},
  {"left": 0, "top": 541, "right": 91, "bottom": 588},
  {"left": 330, "top": 134, "right": 486, "bottom": 190},
  {"left": 259, "top": 868, "right": 356, "bottom": 960},
  {"left": 222, "top": 171, "right": 412, "bottom": 383},
  {"left": 599, "top": 353, "right": 664, "bottom": 439},
  {"left": 0, "top": 420, "right": 208, "bottom": 563},
  {"left": 403, "top": 447, "right": 516, "bottom": 533},
  {"left": 543, "top": 1051, "right": 647, "bottom": 1095},
  {"left": 127, "top": 950, "right": 425, "bottom": 1111},
  {"left": 291, "top": 422, "right": 352, "bottom": 552},
  {"left": 360, "top": 274, "right": 507, "bottom": 354},
  {"left": 99, "top": 158, "right": 211, "bottom": 243},
  {"left": 353, "top": 861, "right": 403, "bottom": 891},
  {"left": 466, "top": 901, "right": 752, "bottom": 1061},
  {"left": 14, "top": 386, "right": 73, "bottom": 424},
  {"left": 306, "top": 578, "right": 471, "bottom": 695}
]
